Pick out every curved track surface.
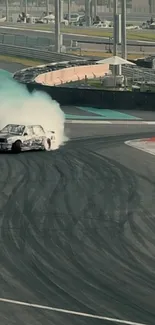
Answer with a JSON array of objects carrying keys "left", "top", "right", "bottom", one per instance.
[{"left": 0, "top": 124, "right": 155, "bottom": 325}]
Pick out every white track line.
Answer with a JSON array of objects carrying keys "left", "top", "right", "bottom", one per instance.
[
  {"left": 145, "top": 121, "right": 155, "bottom": 125},
  {"left": 66, "top": 120, "right": 111, "bottom": 124},
  {"left": 0, "top": 298, "right": 147, "bottom": 325},
  {"left": 66, "top": 120, "right": 155, "bottom": 125}
]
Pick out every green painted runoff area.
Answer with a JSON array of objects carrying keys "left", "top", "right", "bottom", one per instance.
[
  {"left": 76, "top": 107, "right": 141, "bottom": 120},
  {"left": 65, "top": 114, "right": 116, "bottom": 120}
]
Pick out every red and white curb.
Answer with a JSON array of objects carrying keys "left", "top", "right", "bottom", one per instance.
[
  {"left": 66, "top": 120, "right": 155, "bottom": 125},
  {"left": 125, "top": 137, "right": 155, "bottom": 156}
]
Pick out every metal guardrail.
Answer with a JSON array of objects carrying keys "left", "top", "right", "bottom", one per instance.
[
  {"left": 122, "top": 66, "right": 155, "bottom": 82},
  {"left": 0, "top": 43, "right": 81, "bottom": 62},
  {"left": 0, "top": 32, "right": 84, "bottom": 57},
  {"left": 0, "top": 32, "right": 53, "bottom": 48},
  {"left": 0, "top": 30, "right": 154, "bottom": 59},
  {"left": 0, "top": 29, "right": 154, "bottom": 51}
]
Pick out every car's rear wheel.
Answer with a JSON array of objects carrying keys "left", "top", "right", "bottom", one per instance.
[
  {"left": 43, "top": 138, "right": 51, "bottom": 151},
  {"left": 11, "top": 140, "right": 22, "bottom": 153}
]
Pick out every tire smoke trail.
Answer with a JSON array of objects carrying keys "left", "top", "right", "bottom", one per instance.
[{"left": 0, "top": 70, "right": 67, "bottom": 150}]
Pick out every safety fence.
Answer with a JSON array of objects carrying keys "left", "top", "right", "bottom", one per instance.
[
  {"left": 0, "top": 43, "right": 80, "bottom": 62},
  {"left": 0, "top": 31, "right": 84, "bottom": 59},
  {"left": 0, "top": 31, "right": 80, "bottom": 51},
  {"left": 122, "top": 66, "right": 155, "bottom": 83},
  {"left": 0, "top": 32, "right": 53, "bottom": 48}
]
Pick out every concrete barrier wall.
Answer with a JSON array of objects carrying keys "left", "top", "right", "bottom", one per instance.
[
  {"left": 26, "top": 82, "right": 155, "bottom": 110},
  {"left": 15, "top": 60, "right": 155, "bottom": 111},
  {"left": 35, "top": 64, "right": 110, "bottom": 86}
]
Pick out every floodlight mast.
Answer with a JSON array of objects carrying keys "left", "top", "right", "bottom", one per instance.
[
  {"left": 6, "top": 0, "right": 9, "bottom": 22},
  {"left": 25, "top": 0, "right": 27, "bottom": 15},
  {"left": 121, "top": 0, "right": 127, "bottom": 59},
  {"left": 94, "top": 0, "right": 97, "bottom": 19},
  {"left": 46, "top": 0, "right": 49, "bottom": 16},
  {"left": 113, "top": 0, "right": 118, "bottom": 56},
  {"left": 68, "top": 0, "right": 71, "bottom": 22},
  {"left": 55, "top": 0, "right": 60, "bottom": 52},
  {"left": 85, "top": 0, "right": 92, "bottom": 26}
]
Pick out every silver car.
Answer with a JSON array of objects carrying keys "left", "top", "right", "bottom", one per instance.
[{"left": 0, "top": 124, "right": 56, "bottom": 153}]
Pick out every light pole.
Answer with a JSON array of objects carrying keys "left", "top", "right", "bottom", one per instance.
[
  {"left": 6, "top": 0, "right": 9, "bottom": 22},
  {"left": 20, "top": 0, "right": 23, "bottom": 13},
  {"left": 68, "top": 0, "right": 71, "bottom": 23},
  {"left": 121, "top": 0, "right": 127, "bottom": 59},
  {"left": 46, "top": 0, "right": 49, "bottom": 16},
  {"left": 25, "top": 0, "right": 27, "bottom": 16},
  {"left": 113, "top": 0, "right": 118, "bottom": 56},
  {"left": 94, "top": 0, "right": 97, "bottom": 20},
  {"left": 55, "top": 0, "right": 60, "bottom": 52},
  {"left": 59, "top": 0, "right": 63, "bottom": 22},
  {"left": 85, "top": 0, "right": 91, "bottom": 26},
  {"left": 85, "top": 0, "right": 87, "bottom": 25},
  {"left": 87, "top": 0, "right": 91, "bottom": 26},
  {"left": 108, "top": 0, "right": 111, "bottom": 12}
]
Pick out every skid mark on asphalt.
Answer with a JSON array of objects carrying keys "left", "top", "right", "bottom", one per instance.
[{"left": 0, "top": 298, "right": 148, "bottom": 325}]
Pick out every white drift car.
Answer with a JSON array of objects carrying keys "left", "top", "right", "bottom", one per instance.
[{"left": 0, "top": 124, "right": 56, "bottom": 153}]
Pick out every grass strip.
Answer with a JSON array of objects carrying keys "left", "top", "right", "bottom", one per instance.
[
  {"left": 67, "top": 50, "right": 144, "bottom": 60},
  {"left": 0, "top": 54, "right": 45, "bottom": 66}
]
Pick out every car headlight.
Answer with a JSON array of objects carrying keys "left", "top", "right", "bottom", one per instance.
[{"left": 7, "top": 138, "right": 12, "bottom": 144}]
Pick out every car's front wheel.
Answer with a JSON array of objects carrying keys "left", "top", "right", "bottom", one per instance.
[{"left": 11, "top": 140, "right": 22, "bottom": 153}]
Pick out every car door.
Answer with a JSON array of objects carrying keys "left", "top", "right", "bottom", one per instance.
[
  {"left": 32, "top": 125, "right": 45, "bottom": 147},
  {"left": 22, "top": 126, "right": 35, "bottom": 148}
]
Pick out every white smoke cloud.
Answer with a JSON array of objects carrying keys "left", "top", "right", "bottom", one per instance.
[{"left": 0, "top": 71, "right": 68, "bottom": 150}]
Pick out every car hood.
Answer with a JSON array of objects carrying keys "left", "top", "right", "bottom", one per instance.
[{"left": 0, "top": 133, "right": 13, "bottom": 139}]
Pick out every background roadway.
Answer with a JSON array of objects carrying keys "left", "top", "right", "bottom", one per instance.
[{"left": 0, "top": 25, "right": 155, "bottom": 53}]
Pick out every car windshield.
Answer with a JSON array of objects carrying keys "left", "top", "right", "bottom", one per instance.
[{"left": 1, "top": 124, "right": 25, "bottom": 135}]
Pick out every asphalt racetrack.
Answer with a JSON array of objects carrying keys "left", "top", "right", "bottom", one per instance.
[
  {"left": 1, "top": 120, "right": 155, "bottom": 325},
  {"left": 1, "top": 57, "right": 155, "bottom": 325}
]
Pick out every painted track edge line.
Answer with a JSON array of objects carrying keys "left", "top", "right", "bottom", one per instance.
[
  {"left": 66, "top": 120, "right": 111, "bottom": 124},
  {"left": 0, "top": 298, "right": 148, "bottom": 325},
  {"left": 65, "top": 120, "right": 155, "bottom": 125}
]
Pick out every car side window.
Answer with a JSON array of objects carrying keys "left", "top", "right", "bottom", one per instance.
[
  {"left": 25, "top": 126, "right": 34, "bottom": 136},
  {"left": 33, "top": 126, "right": 44, "bottom": 136}
]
